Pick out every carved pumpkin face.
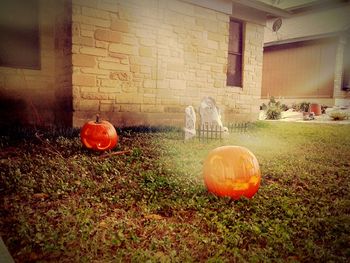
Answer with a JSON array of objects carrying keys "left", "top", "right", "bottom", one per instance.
[
  {"left": 80, "top": 116, "right": 118, "bottom": 151},
  {"left": 203, "top": 146, "right": 261, "bottom": 200}
]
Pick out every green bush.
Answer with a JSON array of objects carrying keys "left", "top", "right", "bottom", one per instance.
[
  {"left": 280, "top": 104, "right": 289, "bottom": 111},
  {"left": 321, "top": 104, "right": 328, "bottom": 114},
  {"left": 292, "top": 102, "right": 311, "bottom": 112},
  {"left": 329, "top": 111, "right": 349, "bottom": 121},
  {"left": 291, "top": 103, "right": 300, "bottom": 111},
  {"left": 299, "top": 102, "right": 310, "bottom": 112},
  {"left": 262, "top": 97, "right": 284, "bottom": 120},
  {"left": 266, "top": 106, "right": 281, "bottom": 119},
  {"left": 260, "top": 103, "right": 267, "bottom": 111}
]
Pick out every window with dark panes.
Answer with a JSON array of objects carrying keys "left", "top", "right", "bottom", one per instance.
[
  {"left": 227, "top": 19, "right": 243, "bottom": 87},
  {"left": 0, "top": 0, "right": 40, "bottom": 69},
  {"left": 342, "top": 40, "right": 350, "bottom": 90}
]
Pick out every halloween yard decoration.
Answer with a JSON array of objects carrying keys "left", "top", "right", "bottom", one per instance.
[
  {"left": 80, "top": 115, "right": 118, "bottom": 151},
  {"left": 199, "top": 97, "right": 228, "bottom": 133},
  {"left": 203, "top": 146, "right": 261, "bottom": 200},
  {"left": 184, "top": 106, "right": 196, "bottom": 140}
]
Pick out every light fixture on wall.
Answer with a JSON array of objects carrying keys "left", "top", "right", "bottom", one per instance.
[{"left": 272, "top": 17, "right": 282, "bottom": 32}]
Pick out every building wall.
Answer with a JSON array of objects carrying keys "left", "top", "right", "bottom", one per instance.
[
  {"left": 262, "top": 38, "right": 337, "bottom": 99},
  {"left": 262, "top": 36, "right": 350, "bottom": 108},
  {"left": 0, "top": 0, "right": 72, "bottom": 128},
  {"left": 72, "top": 0, "right": 264, "bottom": 127},
  {"left": 333, "top": 35, "right": 350, "bottom": 106},
  {"left": 262, "top": 2, "right": 350, "bottom": 107},
  {"left": 264, "top": 4, "right": 350, "bottom": 44},
  {"left": 54, "top": 0, "right": 73, "bottom": 126}
]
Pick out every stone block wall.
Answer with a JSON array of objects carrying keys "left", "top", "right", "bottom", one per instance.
[{"left": 72, "top": 0, "right": 264, "bottom": 127}]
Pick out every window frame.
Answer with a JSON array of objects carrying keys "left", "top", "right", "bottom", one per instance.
[
  {"left": 226, "top": 18, "right": 244, "bottom": 88},
  {"left": 0, "top": 0, "right": 41, "bottom": 70},
  {"left": 342, "top": 39, "right": 350, "bottom": 91}
]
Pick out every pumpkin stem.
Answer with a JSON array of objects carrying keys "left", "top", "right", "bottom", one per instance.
[{"left": 95, "top": 114, "right": 100, "bottom": 123}]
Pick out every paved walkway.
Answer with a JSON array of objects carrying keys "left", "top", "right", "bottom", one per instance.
[
  {"left": 276, "top": 114, "right": 350, "bottom": 124},
  {"left": 260, "top": 110, "right": 350, "bottom": 124},
  {"left": 0, "top": 237, "right": 14, "bottom": 263}
]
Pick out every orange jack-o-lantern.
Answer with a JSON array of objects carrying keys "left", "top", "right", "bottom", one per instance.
[
  {"left": 203, "top": 146, "right": 261, "bottom": 200},
  {"left": 80, "top": 115, "right": 118, "bottom": 151}
]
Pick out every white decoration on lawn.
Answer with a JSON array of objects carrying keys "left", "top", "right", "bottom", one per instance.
[
  {"left": 184, "top": 105, "right": 196, "bottom": 140},
  {"left": 199, "top": 97, "right": 228, "bottom": 133}
]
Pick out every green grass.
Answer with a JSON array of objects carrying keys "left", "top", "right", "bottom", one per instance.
[{"left": 0, "top": 122, "right": 349, "bottom": 262}]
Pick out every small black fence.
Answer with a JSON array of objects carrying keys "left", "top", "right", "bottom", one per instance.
[
  {"left": 197, "top": 124, "right": 225, "bottom": 142},
  {"left": 226, "top": 122, "right": 250, "bottom": 133},
  {"left": 195, "top": 122, "right": 250, "bottom": 142}
]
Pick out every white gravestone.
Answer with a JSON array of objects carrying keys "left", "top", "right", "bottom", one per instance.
[
  {"left": 184, "top": 105, "right": 196, "bottom": 140},
  {"left": 199, "top": 97, "right": 228, "bottom": 133}
]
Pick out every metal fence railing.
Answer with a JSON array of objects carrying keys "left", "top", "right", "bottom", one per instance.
[
  {"left": 227, "top": 122, "right": 249, "bottom": 133},
  {"left": 197, "top": 124, "right": 224, "bottom": 142},
  {"left": 195, "top": 122, "right": 250, "bottom": 142}
]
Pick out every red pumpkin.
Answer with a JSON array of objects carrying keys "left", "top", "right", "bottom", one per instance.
[
  {"left": 80, "top": 115, "right": 118, "bottom": 151},
  {"left": 203, "top": 146, "right": 261, "bottom": 200}
]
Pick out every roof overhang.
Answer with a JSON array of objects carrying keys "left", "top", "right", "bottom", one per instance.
[
  {"left": 182, "top": 0, "right": 233, "bottom": 14},
  {"left": 264, "top": 32, "right": 343, "bottom": 47},
  {"left": 231, "top": 0, "right": 293, "bottom": 18}
]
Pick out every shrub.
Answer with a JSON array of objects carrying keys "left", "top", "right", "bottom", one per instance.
[
  {"left": 291, "top": 102, "right": 311, "bottom": 112},
  {"left": 263, "top": 97, "right": 283, "bottom": 120},
  {"left": 291, "top": 103, "right": 300, "bottom": 112},
  {"left": 260, "top": 103, "right": 267, "bottom": 111},
  {"left": 280, "top": 104, "right": 289, "bottom": 111},
  {"left": 329, "top": 111, "right": 349, "bottom": 121},
  {"left": 299, "top": 102, "right": 310, "bottom": 112},
  {"left": 266, "top": 106, "right": 281, "bottom": 119},
  {"left": 321, "top": 104, "right": 328, "bottom": 114}
]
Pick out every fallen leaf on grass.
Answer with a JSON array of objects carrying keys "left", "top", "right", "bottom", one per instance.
[
  {"left": 74, "top": 180, "right": 81, "bottom": 185},
  {"left": 99, "top": 221, "right": 108, "bottom": 228},
  {"left": 32, "top": 193, "right": 49, "bottom": 199},
  {"left": 144, "top": 214, "right": 164, "bottom": 220},
  {"left": 29, "top": 252, "right": 40, "bottom": 261}
]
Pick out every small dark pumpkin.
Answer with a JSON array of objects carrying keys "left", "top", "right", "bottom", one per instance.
[{"left": 80, "top": 115, "right": 118, "bottom": 151}]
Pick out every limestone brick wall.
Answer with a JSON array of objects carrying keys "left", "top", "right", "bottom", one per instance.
[
  {"left": 0, "top": 0, "right": 72, "bottom": 127},
  {"left": 72, "top": 0, "right": 264, "bottom": 127}
]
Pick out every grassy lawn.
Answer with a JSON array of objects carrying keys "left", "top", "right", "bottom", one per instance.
[{"left": 0, "top": 122, "right": 349, "bottom": 262}]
